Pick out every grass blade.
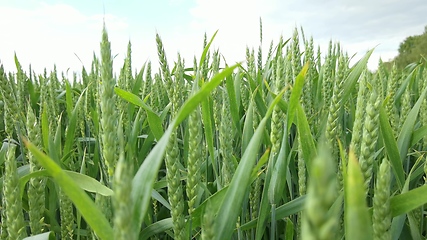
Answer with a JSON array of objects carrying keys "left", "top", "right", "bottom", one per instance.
[
  {"left": 287, "top": 63, "right": 308, "bottom": 132},
  {"left": 64, "top": 88, "right": 86, "bottom": 155},
  {"left": 268, "top": 121, "right": 290, "bottom": 204},
  {"left": 24, "top": 139, "right": 114, "bottom": 240},
  {"left": 344, "top": 150, "right": 373, "bottom": 240},
  {"left": 296, "top": 103, "right": 316, "bottom": 172},
  {"left": 390, "top": 184, "right": 427, "bottom": 217},
  {"left": 379, "top": 105, "right": 405, "bottom": 189},
  {"left": 241, "top": 97, "right": 254, "bottom": 153},
  {"left": 213, "top": 88, "right": 284, "bottom": 240},
  {"left": 342, "top": 48, "right": 374, "bottom": 104},
  {"left": 140, "top": 218, "right": 173, "bottom": 240},
  {"left": 199, "top": 30, "right": 218, "bottom": 68},
  {"left": 201, "top": 96, "right": 218, "bottom": 183},
  {"left": 226, "top": 73, "right": 241, "bottom": 135},
  {"left": 115, "top": 88, "right": 164, "bottom": 140},
  {"left": 397, "top": 85, "right": 427, "bottom": 161},
  {"left": 240, "top": 196, "right": 306, "bottom": 231}
]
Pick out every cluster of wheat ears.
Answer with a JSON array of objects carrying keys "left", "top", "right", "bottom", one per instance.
[{"left": 1, "top": 22, "right": 427, "bottom": 240}]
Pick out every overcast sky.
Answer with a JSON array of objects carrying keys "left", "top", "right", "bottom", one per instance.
[{"left": 0, "top": 0, "right": 426, "bottom": 75}]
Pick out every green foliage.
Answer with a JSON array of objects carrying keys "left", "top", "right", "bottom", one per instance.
[
  {"left": 384, "top": 26, "right": 427, "bottom": 69},
  {"left": 1, "top": 23, "right": 427, "bottom": 240}
]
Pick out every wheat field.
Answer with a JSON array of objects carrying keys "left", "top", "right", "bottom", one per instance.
[{"left": 1, "top": 22, "right": 427, "bottom": 240}]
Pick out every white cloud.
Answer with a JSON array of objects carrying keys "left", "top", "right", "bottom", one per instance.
[
  {"left": 188, "top": 0, "right": 285, "bottom": 65},
  {"left": 0, "top": 3, "right": 130, "bottom": 74},
  {"left": 187, "top": 0, "right": 396, "bottom": 71},
  {"left": 1, "top": 0, "right": 425, "bottom": 77}
]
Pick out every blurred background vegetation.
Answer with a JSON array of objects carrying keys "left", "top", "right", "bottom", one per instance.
[{"left": 384, "top": 25, "right": 427, "bottom": 69}]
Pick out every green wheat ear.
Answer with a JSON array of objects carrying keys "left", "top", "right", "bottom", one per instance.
[
  {"left": 270, "top": 37, "right": 285, "bottom": 165},
  {"left": 359, "top": 74, "right": 381, "bottom": 195},
  {"left": 372, "top": 158, "right": 391, "bottom": 240},
  {"left": 399, "top": 75, "right": 411, "bottom": 129},
  {"left": 321, "top": 40, "right": 335, "bottom": 117},
  {"left": 99, "top": 25, "right": 119, "bottom": 183},
  {"left": 142, "top": 61, "right": 152, "bottom": 99},
  {"left": 165, "top": 55, "right": 186, "bottom": 240},
  {"left": 297, "top": 135, "right": 307, "bottom": 238},
  {"left": 3, "top": 141, "right": 26, "bottom": 239},
  {"left": 302, "top": 36, "right": 315, "bottom": 123},
  {"left": 325, "top": 54, "right": 347, "bottom": 158},
  {"left": 220, "top": 89, "right": 234, "bottom": 185},
  {"left": 113, "top": 118, "right": 135, "bottom": 240},
  {"left": 156, "top": 33, "right": 173, "bottom": 101},
  {"left": 186, "top": 74, "right": 203, "bottom": 216},
  {"left": 1, "top": 194, "right": 8, "bottom": 239},
  {"left": 350, "top": 70, "right": 368, "bottom": 159},
  {"left": 0, "top": 66, "right": 19, "bottom": 137},
  {"left": 302, "top": 140, "right": 339, "bottom": 240},
  {"left": 59, "top": 191, "right": 74, "bottom": 240},
  {"left": 291, "top": 27, "right": 301, "bottom": 78},
  {"left": 26, "top": 106, "right": 46, "bottom": 235},
  {"left": 202, "top": 201, "right": 215, "bottom": 240}
]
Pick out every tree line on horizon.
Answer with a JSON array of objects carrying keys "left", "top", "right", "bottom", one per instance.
[{"left": 384, "top": 25, "right": 427, "bottom": 69}]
